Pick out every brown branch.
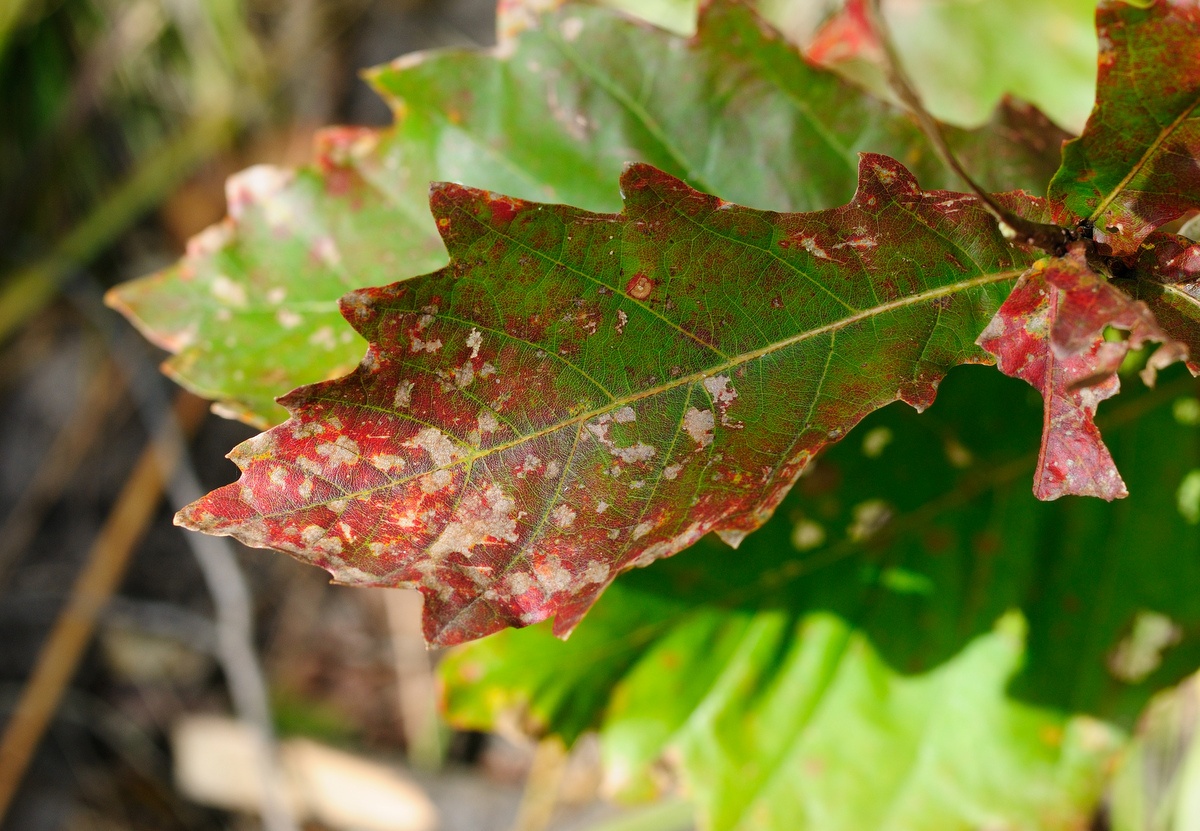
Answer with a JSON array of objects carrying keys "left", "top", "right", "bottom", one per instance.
[{"left": 862, "top": 0, "right": 1072, "bottom": 254}]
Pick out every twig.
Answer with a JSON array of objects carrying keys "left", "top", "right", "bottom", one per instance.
[
  {"left": 383, "top": 589, "right": 445, "bottom": 770},
  {"left": 862, "top": 0, "right": 1072, "bottom": 253},
  {"left": 510, "top": 737, "right": 568, "bottom": 831},
  {"left": 0, "top": 391, "right": 209, "bottom": 819},
  {"left": 579, "top": 799, "right": 694, "bottom": 831}
]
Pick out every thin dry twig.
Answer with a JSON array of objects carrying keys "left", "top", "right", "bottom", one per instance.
[
  {"left": 0, "top": 391, "right": 209, "bottom": 819},
  {"left": 85, "top": 291, "right": 300, "bottom": 831},
  {"left": 862, "top": 0, "right": 1072, "bottom": 253},
  {"left": 383, "top": 589, "right": 445, "bottom": 770},
  {"left": 510, "top": 737, "right": 569, "bottom": 831}
]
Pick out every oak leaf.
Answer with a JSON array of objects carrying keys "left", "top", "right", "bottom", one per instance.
[
  {"left": 1128, "top": 232, "right": 1200, "bottom": 374},
  {"left": 106, "top": 1, "right": 1067, "bottom": 427},
  {"left": 177, "top": 156, "right": 1040, "bottom": 645}
]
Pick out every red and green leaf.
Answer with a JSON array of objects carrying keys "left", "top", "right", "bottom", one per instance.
[
  {"left": 106, "top": 1, "right": 1067, "bottom": 428},
  {"left": 177, "top": 157, "right": 1041, "bottom": 645},
  {"left": 978, "top": 245, "right": 1188, "bottom": 500},
  {"left": 1048, "top": 0, "right": 1200, "bottom": 256}
]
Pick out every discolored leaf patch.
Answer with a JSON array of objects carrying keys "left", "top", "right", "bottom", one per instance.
[{"left": 978, "top": 244, "right": 1188, "bottom": 500}]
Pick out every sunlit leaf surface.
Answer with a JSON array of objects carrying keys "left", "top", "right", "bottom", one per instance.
[{"left": 177, "top": 158, "right": 1042, "bottom": 645}]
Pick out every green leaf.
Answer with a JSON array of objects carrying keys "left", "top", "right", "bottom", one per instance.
[
  {"left": 1048, "top": 0, "right": 1200, "bottom": 256},
  {"left": 175, "top": 157, "right": 1043, "bottom": 646},
  {"left": 453, "top": 616, "right": 1118, "bottom": 831},
  {"left": 107, "top": 1, "right": 1067, "bottom": 427},
  {"left": 443, "top": 364, "right": 1200, "bottom": 830},
  {"left": 108, "top": 136, "right": 408, "bottom": 425},
  {"left": 545, "top": 0, "right": 1099, "bottom": 131},
  {"left": 808, "top": 0, "right": 1099, "bottom": 131}
]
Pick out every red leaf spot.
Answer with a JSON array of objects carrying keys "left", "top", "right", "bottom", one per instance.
[{"left": 489, "top": 196, "right": 521, "bottom": 225}]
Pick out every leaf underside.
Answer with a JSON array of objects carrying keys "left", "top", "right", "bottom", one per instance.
[
  {"left": 177, "top": 156, "right": 1041, "bottom": 646},
  {"left": 1130, "top": 233, "right": 1200, "bottom": 374},
  {"left": 978, "top": 244, "right": 1189, "bottom": 501}
]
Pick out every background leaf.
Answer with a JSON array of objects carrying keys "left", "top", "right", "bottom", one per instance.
[
  {"left": 443, "top": 363, "right": 1200, "bottom": 830},
  {"left": 1109, "top": 672, "right": 1200, "bottom": 831},
  {"left": 807, "top": 0, "right": 1098, "bottom": 131},
  {"left": 107, "top": 1, "right": 1068, "bottom": 427}
]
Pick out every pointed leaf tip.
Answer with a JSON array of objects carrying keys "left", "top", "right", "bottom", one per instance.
[{"left": 855, "top": 152, "right": 921, "bottom": 194}]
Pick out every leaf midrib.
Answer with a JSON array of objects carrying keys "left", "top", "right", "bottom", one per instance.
[
  {"left": 1088, "top": 92, "right": 1200, "bottom": 223},
  {"left": 254, "top": 267, "right": 1024, "bottom": 519}
]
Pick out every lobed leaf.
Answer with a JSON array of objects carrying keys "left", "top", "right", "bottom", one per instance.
[
  {"left": 444, "top": 365, "right": 1200, "bottom": 830},
  {"left": 978, "top": 245, "right": 1188, "bottom": 500},
  {"left": 107, "top": 131, "right": 409, "bottom": 425},
  {"left": 107, "top": 1, "right": 1068, "bottom": 427},
  {"left": 177, "top": 157, "right": 1042, "bottom": 646},
  {"left": 1048, "top": 0, "right": 1200, "bottom": 256}
]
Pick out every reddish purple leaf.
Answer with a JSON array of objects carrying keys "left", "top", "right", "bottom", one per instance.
[
  {"left": 177, "top": 156, "right": 1043, "bottom": 646},
  {"left": 1129, "top": 232, "right": 1200, "bottom": 374},
  {"left": 978, "top": 245, "right": 1188, "bottom": 501},
  {"left": 1049, "top": 0, "right": 1200, "bottom": 256}
]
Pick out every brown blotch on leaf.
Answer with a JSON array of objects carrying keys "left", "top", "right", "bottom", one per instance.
[{"left": 626, "top": 273, "right": 654, "bottom": 299}]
